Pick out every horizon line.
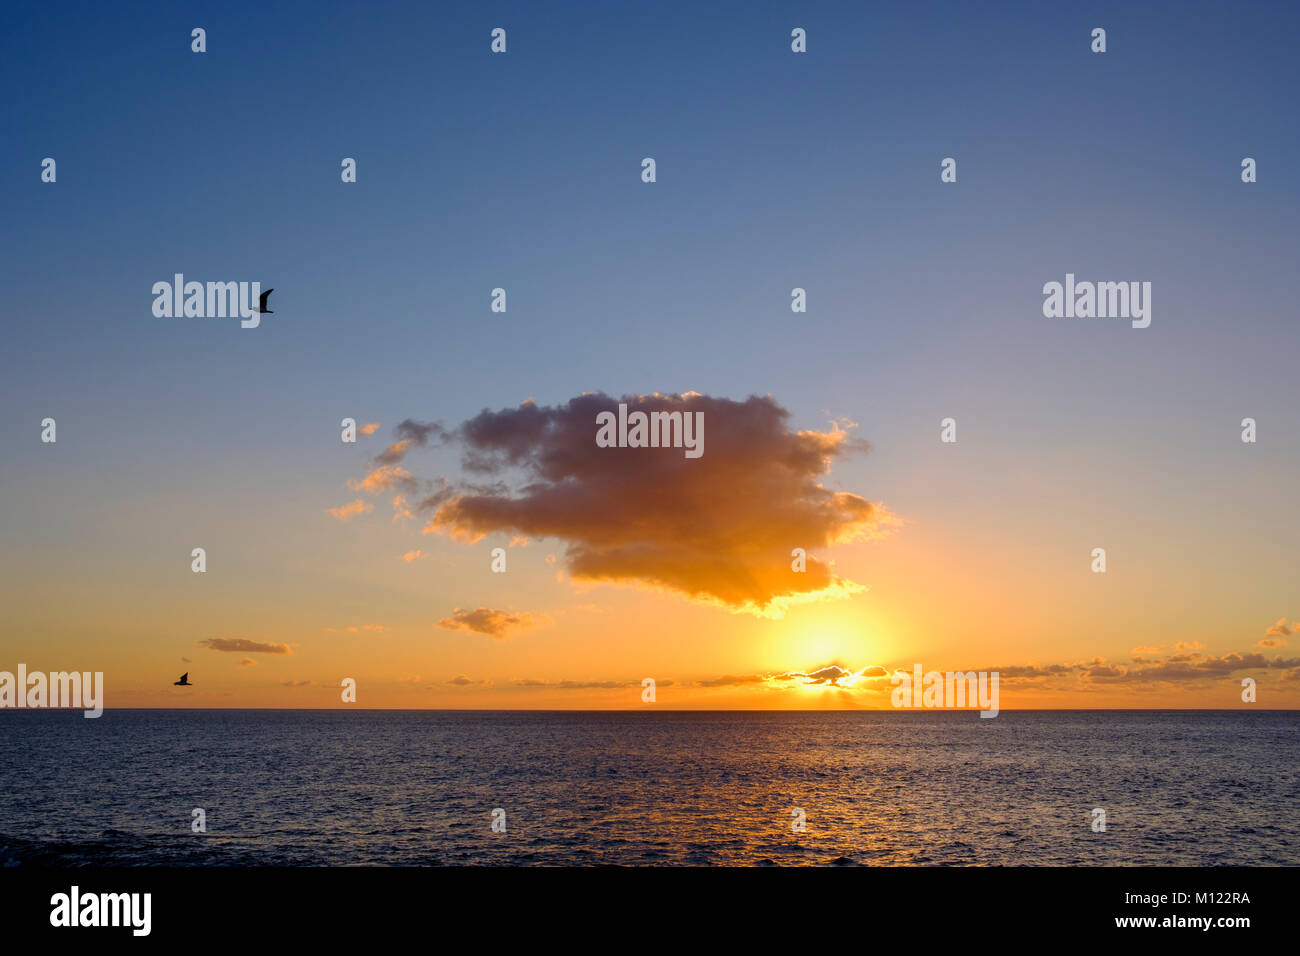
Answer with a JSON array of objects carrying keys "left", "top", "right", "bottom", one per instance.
[{"left": 1, "top": 706, "right": 1294, "bottom": 714}]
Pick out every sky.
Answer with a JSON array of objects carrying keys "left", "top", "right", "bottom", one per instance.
[{"left": 1, "top": 0, "right": 1298, "bottom": 709}]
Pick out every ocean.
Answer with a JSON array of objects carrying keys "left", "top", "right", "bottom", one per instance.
[{"left": 1, "top": 709, "right": 1295, "bottom": 866}]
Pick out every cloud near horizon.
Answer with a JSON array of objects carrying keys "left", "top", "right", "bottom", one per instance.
[
  {"left": 511, "top": 678, "right": 645, "bottom": 690},
  {"left": 768, "top": 664, "right": 892, "bottom": 688},
  {"left": 1085, "top": 650, "right": 1300, "bottom": 683},
  {"left": 490, "top": 648, "right": 1300, "bottom": 697},
  {"left": 346, "top": 392, "right": 893, "bottom": 616}
]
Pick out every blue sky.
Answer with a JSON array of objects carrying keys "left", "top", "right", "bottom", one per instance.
[{"left": 1, "top": 1, "right": 1297, "bottom": 705}]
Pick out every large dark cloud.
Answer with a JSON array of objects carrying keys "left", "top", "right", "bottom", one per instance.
[{"left": 361, "top": 393, "right": 890, "bottom": 615}]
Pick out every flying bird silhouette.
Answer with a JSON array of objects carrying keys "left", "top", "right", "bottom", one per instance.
[
  {"left": 174, "top": 672, "right": 192, "bottom": 686},
  {"left": 258, "top": 288, "right": 274, "bottom": 314}
]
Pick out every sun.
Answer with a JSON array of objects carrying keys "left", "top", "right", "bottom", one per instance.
[{"left": 799, "top": 637, "right": 833, "bottom": 664}]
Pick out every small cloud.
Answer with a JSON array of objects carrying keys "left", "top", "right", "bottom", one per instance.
[
  {"left": 344, "top": 624, "right": 387, "bottom": 633},
  {"left": 1259, "top": 638, "right": 1288, "bottom": 648},
  {"left": 201, "top": 638, "right": 292, "bottom": 655},
  {"left": 358, "top": 423, "right": 381, "bottom": 436},
  {"left": 394, "top": 419, "right": 449, "bottom": 447},
  {"left": 445, "top": 674, "right": 488, "bottom": 686},
  {"left": 1265, "top": 618, "right": 1292, "bottom": 637},
  {"left": 181, "top": 656, "right": 192, "bottom": 663},
  {"left": 437, "top": 607, "right": 539, "bottom": 639},
  {"left": 1173, "top": 641, "right": 1204, "bottom": 651},
  {"left": 327, "top": 499, "right": 373, "bottom": 522},
  {"left": 348, "top": 465, "right": 416, "bottom": 496},
  {"left": 508, "top": 678, "right": 644, "bottom": 690},
  {"left": 694, "top": 674, "right": 767, "bottom": 688},
  {"left": 402, "top": 549, "right": 427, "bottom": 562},
  {"left": 990, "top": 663, "right": 1074, "bottom": 679},
  {"left": 375, "top": 441, "right": 411, "bottom": 465},
  {"left": 201, "top": 639, "right": 293, "bottom": 655},
  {"left": 238, "top": 658, "right": 256, "bottom": 667},
  {"left": 281, "top": 679, "right": 314, "bottom": 687},
  {"left": 1086, "top": 664, "right": 1128, "bottom": 679}
]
